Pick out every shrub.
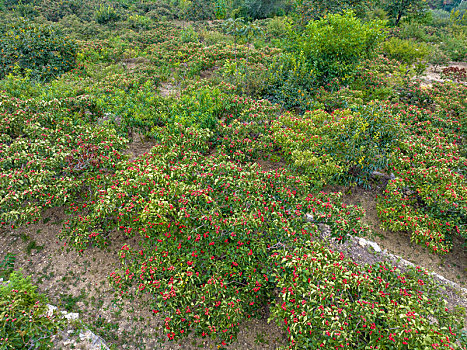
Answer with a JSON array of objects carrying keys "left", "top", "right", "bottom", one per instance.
[
  {"left": 0, "top": 94, "right": 127, "bottom": 229},
  {"left": 270, "top": 102, "right": 402, "bottom": 188},
  {"left": 265, "top": 11, "right": 386, "bottom": 107},
  {"left": 147, "top": 3, "right": 176, "bottom": 21},
  {"left": 271, "top": 241, "right": 464, "bottom": 349},
  {"left": 441, "top": 66, "right": 467, "bottom": 82},
  {"left": 429, "top": 47, "right": 450, "bottom": 72},
  {"left": 200, "top": 30, "right": 233, "bottom": 46},
  {"left": 36, "top": 0, "right": 89, "bottom": 22},
  {"left": 0, "top": 271, "right": 64, "bottom": 349},
  {"left": 163, "top": 86, "right": 228, "bottom": 130},
  {"left": 378, "top": 99, "right": 467, "bottom": 254},
  {"left": 241, "top": 0, "right": 284, "bottom": 19},
  {"left": 349, "top": 55, "right": 401, "bottom": 102},
  {"left": 440, "top": 35, "right": 467, "bottom": 61},
  {"left": 1, "top": 0, "right": 33, "bottom": 10},
  {"left": 383, "top": 0, "right": 428, "bottom": 26},
  {"left": 180, "top": 25, "right": 199, "bottom": 43},
  {"left": 381, "top": 37, "right": 431, "bottom": 65},
  {"left": 0, "top": 67, "right": 44, "bottom": 99},
  {"left": 266, "top": 16, "right": 292, "bottom": 38},
  {"left": 128, "top": 14, "right": 152, "bottom": 30},
  {"left": 396, "top": 77, "right": 434, "bottom": 108},
  {"left": 95, "top": 5, "right": 120, "bottom": 25},
  {"left": 295, "top": 10, "right": 386, "bottom": 84},
  {"left": 450, "top": 5, "right": 467, "bottom": 25},
  {"left": 218, "top": 59, "right": 269, "bottom": 97},
  {"left": 185, "top": 0, "right": 215, "bottom": 20},
  {"left": 0, "top": 254, "right": 15, "bottom": 280},
  {"left": 264, "top": 51, "right": 317, "bottom": 112},
  {"left": 398, "top": 22, "right": 430, "bottom": 42},
  {"left": 61, "top": 135, "right": 370, "bottom": 345},
  {"left": 0, "top": 19, "right": 77, "bottom": 82},
  {"left": 294, "top": 0, "right": 371, "bottom": 24}
]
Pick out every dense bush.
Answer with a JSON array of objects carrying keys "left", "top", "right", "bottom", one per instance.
[
  {"left": 381, "top": 37, "right": 431, "bottom": 64},
  {"left": 382, "top": 0, "right": 428, "bottom": 25},
  {"left": 271, "top": 241, "right": 463, "bottom": 349},
  {"left": 349, "top": 55, "right": 401, "bottom": 102},
  {"left": 0, "top": 94, "right": 127, "bottom": 229},
  {"left": 95, "top": 5, "right": 120, "bottom": 24},
  {"left": 439, "top": 34, "right": 467, "bottom": 61},
  {"left": 0, "top": 271, "right": 63, "bottom": 349},
  {"left": 293, "top": 0, "right": 370, "bottom": 24},
  {"left": 264, "top": 51, "right": 317, "bottom": 112},
  {"left": 62, "top": 132, "right": 370, "bottom": 344},
  {"left": 378, "top": 97, "right": 467, "bottom": 254},
  {"left": 0, "top": 19, "right": 77, "bottom": 82},
  {"left": 270, "top": 103, "right": 402, "bottom": 188},
  {"left": 36, "top": 0, "right": 92, "bottom": 22},
  {"left": 429, "top": 47, "right": 450, "bottom": 72},
  {"left": 128, "top": 14, "right": 152, "bottom": 30},
  {"left": 266, "top": 15, "right": 292, "bottom": 38},
  {"left": 264, "top": 11, "right": 385, "bottom": 109},
  {"left": 295, "top": 11, "right": 386, "bottom": 84}
]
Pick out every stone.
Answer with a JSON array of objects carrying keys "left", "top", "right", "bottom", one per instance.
[
  {"left": 358, "top": 237, "right": 382, "bottom": 252},
  {"left": 304, "top": 213, "right": 314, "bottom": 222},
  {"left": 47, "top": 304, "right": 57, "bottom": 317},
  {"left": 61, "top": 311, "right": 79, "bottom": 320}
]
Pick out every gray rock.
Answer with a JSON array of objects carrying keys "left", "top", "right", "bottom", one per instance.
[
  {"left": 61, "top": 311, "right": 79, "bottom": 320},
  {"left": 358, "top": 237, "right": 382, "bottom": 252}
]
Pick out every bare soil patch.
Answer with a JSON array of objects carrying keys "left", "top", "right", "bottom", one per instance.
[
  {"left": 199, "top": 66, "right": 217, "bottom": 80},
  {"left": 122, "top": 57, "right": 151, "bottom": 71},
  {"left": 126, "top": 133, "right": 157, "bottom": 160},
  {"left": 159, "top": 82, "right": 180, "bottom": 98},
  {"left": 256, "top": 159, "right": 287, "bottom": 172}
]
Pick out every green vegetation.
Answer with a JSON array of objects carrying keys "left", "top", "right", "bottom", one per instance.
[
  {"left": 0, "top": 271, "right": 63, "bottom": 349},
  {"left": 0, "top": 19, "right": 77, "bottom": 82},
  {"left": 0, "top": 0, "right": 466, "bottom": 349}
]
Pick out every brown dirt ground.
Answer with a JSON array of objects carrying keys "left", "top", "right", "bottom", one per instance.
[
  {"left": 121, "top": 57, "right": 151, "bottom": 71},
  {"left": 256, "top": 159, "right": 287, "bottom": 172},
  {"left": 159, "top": 82, "right": 180, "bottom": 98},
  {"left": 126, "top": 134, "right": 158, "bottom": 161}
]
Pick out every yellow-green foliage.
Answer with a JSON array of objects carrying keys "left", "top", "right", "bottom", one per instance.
[
  {"left": 271, "top": 103, "right": 401, "bottom": 187},
  {"left": 381, "top": 37, "right": 431, "bottom": 64}
]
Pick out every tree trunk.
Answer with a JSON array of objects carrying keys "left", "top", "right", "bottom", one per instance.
[{"left": 395, "top": 10, "right": 403, "bottom": 26}]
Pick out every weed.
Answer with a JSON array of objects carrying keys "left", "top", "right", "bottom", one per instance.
[{"left": 26, "top": 240, "right": 44, "bottom": 255}]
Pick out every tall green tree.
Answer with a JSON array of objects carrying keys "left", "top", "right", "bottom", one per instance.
[
  {"left": 383, "top": 0, "right": 429, "bottom": 25},
  {"left": 293, "top": 0, "right": 370, "bottom": 26}
]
